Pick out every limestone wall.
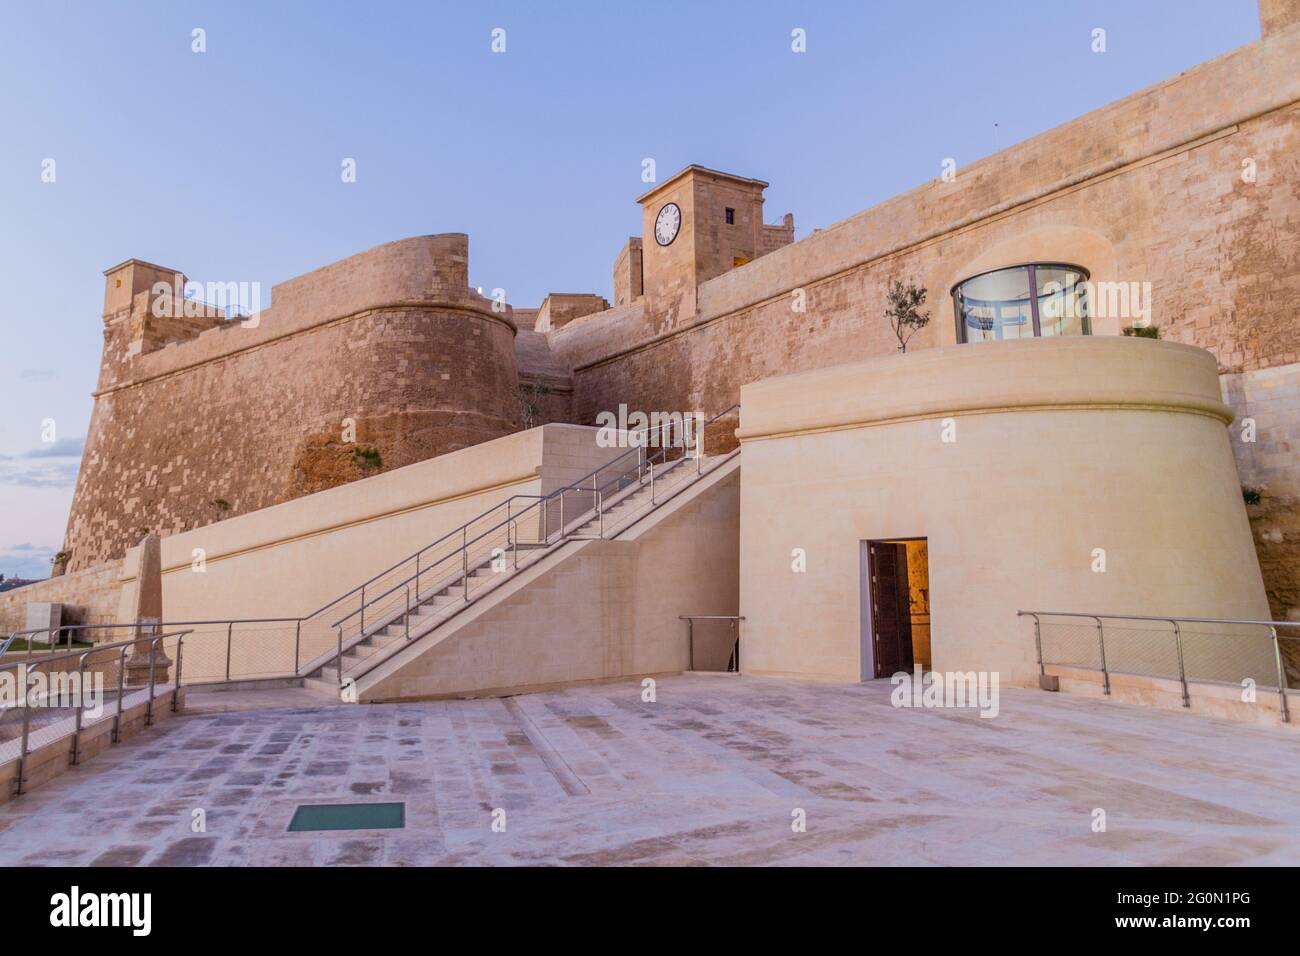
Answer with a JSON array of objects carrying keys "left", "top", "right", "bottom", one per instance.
[
  {"left": 551, "top": 23, "right": 1300, "bottom": 613},
  {"left": 0, "top": 559, "right": 124, "bottom": 638},
  {"left": 736, "top": 338, "right": 1271, "bottom": 686},
  {"left": 1223, "top": 362, "right": 1300, "bottom": 619},
  {"left": 64, "top": 235, "right": 522, "bottom": 573},
  {"left": 114, "top": 424, "right": 620, "bottom": 625},
  {"left": 361, "top": 459, "right": 741, "bottom": 701},
  {"left": 553, "top": 26, "right": 1300, "bottom": 414}
]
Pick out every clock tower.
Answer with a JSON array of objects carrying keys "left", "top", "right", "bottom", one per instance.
[{"left": 636, "top": 165, "right": 792, "bottom": 327}]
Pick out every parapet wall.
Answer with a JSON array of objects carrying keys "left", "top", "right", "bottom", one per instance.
[
  {"left": 738, "top": 338, "right": 1271, "bottom": 686},
  {"left": 64, "top": 235, "right": 523, "bottom": 573},
  {"left": 0, "top": 559, "right": 124, "bottom": 637},
  {"left": 116, "top": 423, "right": 622, "bottom": 627}
]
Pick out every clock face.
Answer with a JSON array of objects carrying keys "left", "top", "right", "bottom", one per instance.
[{"left": 654, "top": 202, "right": 681, "bottom": 246}]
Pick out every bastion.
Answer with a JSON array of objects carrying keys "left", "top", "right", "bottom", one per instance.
[{"left": 63, "top": 234, "right": 523, "bottom": 574}]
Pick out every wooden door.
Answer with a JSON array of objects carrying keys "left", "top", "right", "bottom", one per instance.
[{"left": 870, "top": 542, "right": 914, "bottom": 678}]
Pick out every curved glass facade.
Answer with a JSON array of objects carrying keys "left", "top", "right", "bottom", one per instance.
[{"left": 953, "top": 263, "right": 1090, "bottom": 343}]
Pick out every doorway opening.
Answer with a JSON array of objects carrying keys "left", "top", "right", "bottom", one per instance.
[{"left": 861, "top": 538, "right": 931, "bottom": 680}]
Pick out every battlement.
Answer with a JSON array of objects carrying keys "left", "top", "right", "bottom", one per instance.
[
  {"left": 67, "top": 233, "right": 528, "bottom": 573},
  {"left": 95, "top": 234, "right": 513, "bottom": 395},
  {"left": 535, "top": 293, "right": 610, "bottom": 332}
]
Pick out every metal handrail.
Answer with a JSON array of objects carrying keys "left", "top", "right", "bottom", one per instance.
[
  {"left": 303, "top": 408, "right": 734, "bottom": 623},
  {"left": 1018, "top": 610, "right": 1300, "bottom": 630},
  {"left": 327, "top": 405, "right": 739, "bottom": 632},
  {"left": 4, "top": 618, "right": 298, "bottom": 657},
  {"left": 1018, "top": 609, "right": 1294, "bottom": 723},
  {"left": 330, "top": 428, "right": 683, "bottom": 629},
  {"left": 679, "top": 615, "right": 746, "bottom": 673},
  {"left": 4, "top": 628, "right": 192, "bottom": 797},
  {"left": 300, "top": 494, "right": 546, "bottom": 622},
  {"left": 1, "top": 629, "right": 187, "bottom": 669},
  {"left": 333, "top": 407, "right": 741, "bottom": 685}
]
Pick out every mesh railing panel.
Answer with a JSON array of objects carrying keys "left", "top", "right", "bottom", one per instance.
[
  {"left": 1095, "top": 621, "right": 1182, "bottom": 679},
  {"left": 171, "top": 623, "right": 301, "bottom": 684},
  {"left": 0, "top": 632, "right": 189, "bottom": 770},
  {"left": 1179, "top": 624, "right": 1279, "bottom": 687},
  {"left": 1039, "top": 616, "right": 1290, "bottom": 690},
  {"left": 687, "top": 618, "right": 741, "bottom": 672},
  {"left": 1038, "top": 620, "right": 1103, "bottom": 669}
]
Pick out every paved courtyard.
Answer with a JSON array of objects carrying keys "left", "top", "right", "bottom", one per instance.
[{"left": 3, "top": 674, "right": 1300, "bottom": 866}]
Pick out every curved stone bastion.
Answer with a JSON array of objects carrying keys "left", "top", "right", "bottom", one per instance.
[
  {"left": 735, "top": 337, "right": 1272, "bottom": 686},
  {"left": 63, "top": 234, "right": 520, "bottom": 573}
]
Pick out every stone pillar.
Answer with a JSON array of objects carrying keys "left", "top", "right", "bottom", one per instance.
[{"left": 124, "top": 532, "right": 172, "bottom": 686}]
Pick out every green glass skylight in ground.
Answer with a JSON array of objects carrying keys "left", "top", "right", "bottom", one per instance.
[{"left": 287, "top": 802, "right": 405, "bottom": 832}]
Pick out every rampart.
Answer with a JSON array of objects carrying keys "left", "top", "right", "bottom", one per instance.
[{"left": 64, "top": 234, "right": 522, "bottom": 573}]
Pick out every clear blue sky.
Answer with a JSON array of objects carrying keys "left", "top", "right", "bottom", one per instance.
[{"left": 0, "top": 0, "right": 1261, "bottom": 579}]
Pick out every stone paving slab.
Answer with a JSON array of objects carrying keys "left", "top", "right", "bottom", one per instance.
[{"left": 2, "top": 674, "right": 1299, "bottom": 866}]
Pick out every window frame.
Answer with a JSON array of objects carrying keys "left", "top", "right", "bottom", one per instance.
[{"left": 951, "top": 262, "right": 1091, "bottom": 344}]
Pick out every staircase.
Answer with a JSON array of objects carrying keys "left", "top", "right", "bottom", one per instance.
[{"left": 299, "top": 408, "right": 739, "bottom": 699}]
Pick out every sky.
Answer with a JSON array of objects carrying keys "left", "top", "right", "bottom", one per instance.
[{"left": 0, "top": 0, "right": 1262, "bottom": 579}]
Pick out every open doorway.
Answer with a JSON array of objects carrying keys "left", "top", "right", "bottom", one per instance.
[{"left": 861, "top": 538, "right": 930, "bottom": 680}]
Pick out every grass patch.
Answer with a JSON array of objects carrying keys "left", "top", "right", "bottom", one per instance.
[{"left": 2, "top": 637, "right": 94, "bottom": 652}]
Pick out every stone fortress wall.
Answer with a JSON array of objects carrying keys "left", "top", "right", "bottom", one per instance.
[
  {"left": 547, "top": 15, "right": 1300, "bottom": 619},
  {"left": 550, "top": 21, "right": 1300, "bottom": 415},
  {"left": 63, "top": 234, "right": 521, "bottom": 574},
  {"left": 27, "top": 0, "right": 1300, "bottom": 628}
]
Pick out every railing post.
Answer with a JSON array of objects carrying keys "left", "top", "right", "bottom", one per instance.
[
  {"left": 405, "top": 587, "right": 411, "bottom": 641},
  {"left": 649, "top": 461, "right": 655, "bottom": 504},
  {"left": 360, "top": 584, "right": 366, "bottom": 635},
  {"left": 1093, "top": 616, "right": 1110, "bottom": 696},
  {"left": 463, "top": 537, "right": 470, "bottom": 601},
  {"left": 336, "top": 626, "right": 343, "bottom": 687},
  {"left": 1031, "top": 613, "right": 1044, "bottom": 678},
  {"left": 598, "top": 490, "right": 604, "bottom": 538},
  {"left": 172, "top": 636, "right": 185, "bottom": 714},
  {"left": 1171, "top": 620, "right": 1190, "bottom": 708},
  {"left": 1270, "top": 625, "right": 1290, "bottom": 724},
  {"left": 71, "top": 652, "right": 89, "bottom": 765},
  {"left": 224, "top": 621, "right": 233, "bottom": 681},
  {"left": 16, "top": 663, "right": 34, "bottom": 796},
  {"left": 687, "top": 618, "right": 694, "bottom": 671},
  {"left": 113, "top": 646, "right": 127, "bottom": 743},
  {"left": 696, "top": 415, "right": 704, "bottom": 474},
  {"left": 512, "top": 520, "right": 519, "bottom": 569},
  {"left": 559, "top": 493, "right": 565, "bottom": 540},
  {"left": 415, "top": 553, "right": 421, "bottom": 600},
  {"left": 293, "top": 620, "right": 301, "bottom": 675},
  {"left": 145, "top": 638, "right": 158, "bottom": 727}
]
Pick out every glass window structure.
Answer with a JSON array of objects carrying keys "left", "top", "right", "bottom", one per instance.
[{"left": 952, "top": 263, "right": 1091, "bottom": 343}]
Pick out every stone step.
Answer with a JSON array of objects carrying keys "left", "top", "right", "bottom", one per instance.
[
  {"left": 302, "top": 677, "right": 342, "bottom": 699},
  {"left": 351, "top": 640, "right": 397, "bottom": 661},
  {"left": 316, "top": 471, "right": 706, "bottom": 684}
]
